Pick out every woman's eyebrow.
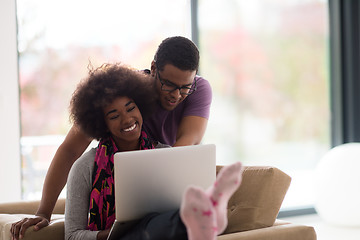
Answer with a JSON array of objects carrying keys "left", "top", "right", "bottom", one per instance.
[
  {"left": 125, "top": 100, "right": 134, "bottom": 106},
  {"left": 106, "top": 109, "right": 117, "bottom": 116}
]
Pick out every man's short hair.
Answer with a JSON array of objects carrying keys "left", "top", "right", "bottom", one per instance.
[{"left": 154, "top": 36, "right": 199, "bottom": 72}]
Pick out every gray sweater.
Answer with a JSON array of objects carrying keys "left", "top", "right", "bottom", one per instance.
[
  {"left": 65, "top": 143, "right": 169, "bottom": 240},
  {"left": 65, "top": 148, "right": 98, "bottom": 240}
]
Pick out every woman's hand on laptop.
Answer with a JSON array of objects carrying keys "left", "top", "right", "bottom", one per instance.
[
  {"left": 96, "top": 228, "right": 111, "bottom": 240},
  {"left": 10, "top": 216, "right": 49, "bottom": 239}
]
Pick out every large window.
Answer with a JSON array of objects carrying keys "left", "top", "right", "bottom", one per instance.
[
  {"left": 17, "top": 0, "right": 191, "bottom": 199},
  {"left": 17, "top": 0, "right": 330, "bottom": 210},
  {"left": 199, "top": 0, "right": 329, "bottom": 209}
]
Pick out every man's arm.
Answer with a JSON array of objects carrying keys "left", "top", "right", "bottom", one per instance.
[
  {"left": 174, "top": 116, "right": 208, "bottom": 147},
  {"left": 37, "top": 126, "right": 92, "bottom": 219},
  {"left": 174, "top": 76, "right": 212, "bottom": 147},
  {"left": 10, "top": 126, "right": 92, "bottom": 240}
]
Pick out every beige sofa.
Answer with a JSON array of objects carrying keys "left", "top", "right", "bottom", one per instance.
[{"left": 0, "top": 166, "right": 316, "bottom": 240}]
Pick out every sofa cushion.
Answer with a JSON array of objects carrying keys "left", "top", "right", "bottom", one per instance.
[
  {"left": 217, "top": 222, "right": 316, "bottom": 240},
  {"left": 217, "top": 166, "right": 291, "bottom": 234}
]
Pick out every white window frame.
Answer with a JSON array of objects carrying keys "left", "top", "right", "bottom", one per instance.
[{"left": 0, "top": 0, "right": 21, "bottom": 202}]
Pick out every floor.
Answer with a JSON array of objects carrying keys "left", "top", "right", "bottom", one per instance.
[{"left": 281, "top": 214, "right": 360, "bottom": 240}]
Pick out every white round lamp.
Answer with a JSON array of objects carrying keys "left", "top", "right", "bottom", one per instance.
[{"left": 315, "top": 142, "right": 360, "bottom": 226}]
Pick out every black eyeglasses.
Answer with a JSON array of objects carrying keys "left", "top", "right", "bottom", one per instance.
[{"left": 156, "top": 70, "right": 197, "bottom": 96}]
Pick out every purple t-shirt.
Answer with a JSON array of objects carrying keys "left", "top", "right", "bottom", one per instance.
[{"left": 143, "top": 75, "right": 212, "bottom": 146}]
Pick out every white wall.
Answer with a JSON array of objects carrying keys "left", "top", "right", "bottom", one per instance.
[{"left": 0, "top": 0, "right": 22, "bottom": 202}]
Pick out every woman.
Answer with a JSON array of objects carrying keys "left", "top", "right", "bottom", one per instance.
[
  {"left": 65, "top": 63, "right": 242, "bottom": 240},
  {"left": 10, "top": 36, "right": 212, "bottom": 239}
]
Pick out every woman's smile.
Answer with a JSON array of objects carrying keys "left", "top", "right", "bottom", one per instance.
[{"left": 122, "top": 122, "right": 137, "bottom": 132}]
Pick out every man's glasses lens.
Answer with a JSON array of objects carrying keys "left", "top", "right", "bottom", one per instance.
[
  {"left": 157, "top": 71, "right": 196, "bottom": 95},
  {"left": 161, "top": 84, "right": 195, "bottom": 95}
]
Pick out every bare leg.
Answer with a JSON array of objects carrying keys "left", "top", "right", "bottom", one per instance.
[
  {"left": 180, "top": 186, "right": 217, "bottom": 240},
  {"left": 207, "top": 162, "right": 243, "bottom": 234}
]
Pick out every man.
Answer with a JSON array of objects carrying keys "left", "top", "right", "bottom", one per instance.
[{"left": 10, "top": 36, "right": 212, "bottom": 239}]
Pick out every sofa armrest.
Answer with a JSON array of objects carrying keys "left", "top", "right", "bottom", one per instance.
[
  {"left": 217, "top": 222, "right": 316, "bottom": 240},
  {"left": 0, "top": 199, "right": 65, "bottom": 215},
  {"left": 21, "top": 218, "right": 64, "bottom": 240},
  {"left": 0, "top": 214, "right": 64, "bottom": 240}
]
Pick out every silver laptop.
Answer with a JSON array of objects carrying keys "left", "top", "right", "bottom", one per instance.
[{"left": 107, "top": 144, "right": 216, "bottom": 239}]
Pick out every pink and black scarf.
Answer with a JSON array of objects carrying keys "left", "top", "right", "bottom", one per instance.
[{"left": 87, "top": 130, "right": 154, "bottom": 231}]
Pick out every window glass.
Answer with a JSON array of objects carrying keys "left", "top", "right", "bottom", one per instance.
[
  {"left": 199, "top": 0, "right": 329, "bottom": 209},
  {"left": 17, "top": 0, "right": 191, "bottom": 199}
]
